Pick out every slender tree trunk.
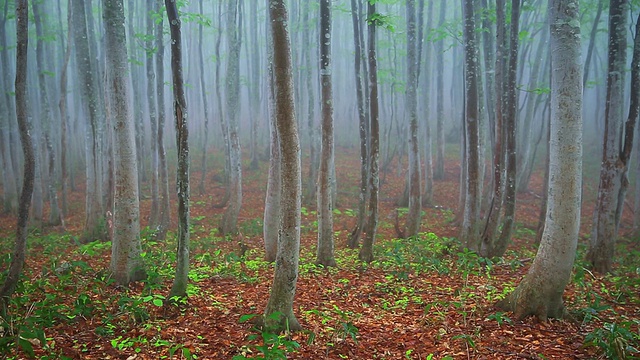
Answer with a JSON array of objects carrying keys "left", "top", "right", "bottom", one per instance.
[
  {"left": 588, "top": 0, "right": 629, "bottom": 274},
  {"left": 480, "top": 0, "right": 507, "bottom": 255},
  {"left": 156, "top": 0, "right": 170, "bottom": 241},
  {"left": 103, "top": 0, "right": 146, "bottom": 286},
  {"left": 460, "top": 0, "right": 481, "bottom": 250},
  {"left": 263, "top": 99, "right": 280, "bottom": 262},
  {"left": 497, "top": 0, "right": 582, "bottom": 320},
  {"left": 59, "top": 0, "right": 73, "bottom": 218},
  {"left": 303, "top": 0, "right": 318, "bottom": 205},
  {"left": 197, "top": 0, "right": 211, "bottom": 194},
  {"left": 494, "top": 0, "right": 521, "bottom": 256},
  {"left": 422, "top": 0, "right": 434, "bottom": 205},
  {"left": 359, "top": 0, "right": 380, "bottom": 264},
  {"left": 248, "top": 1, "right": 260, "bottom": 171},
  {"left": 264, "top": 0, "right": 302, "bottom": 332},
  {"left": 72, "top": 0, "right": 106, "bottom": 243},
  {"left": 434, "top": 0, "right": 446, "bottom": 180},
  {"left": 220, "top": 0, "right": 243, "bottom": 236},
  {"left": 347, "top": 0, "right": 369, "bottom": 248},
  {"left": 33, "top": 0, "right": 62, "bottom": 227},
  {"left": 146, "top": 0, "right": 160, "bottom": 230},
  {"left": 583, "top": 0, "right": 604, "bottom": 90},
  {"left": 316, "top": 0, "right": 336, "bottom": 267},
  {"left": 0, "top": 0, "right": 33, "bottom": 306},
  {"left": 165, "top": 0, "right": 191, "bottom": 298},
  {"left": 405, "top": 0, "right": 422, "bottom": 238}
]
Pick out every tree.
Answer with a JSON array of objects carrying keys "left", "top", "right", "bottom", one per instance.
[
  {"left": 497, "top": 0, "right": 582, "bottom": 320},
  {"left": 587, "top": 0, "right": 630, "bottom": 274},
  {"left": 197, "top": 0, "right": 211, "bottom": 194},
  {"left": 220, "top": 0, "right": 242, "bottom": 236},
  {"left": 347, "top": 0, "right": 369, "bottom": 249},
  {"left": 165, "top": 0, "right": 191, "bottom": 299},
  {"left": 103, "top": 0, "right": 146, "bottom": 286},
  {"left": 71, "top": 0, "right": 106, "bottom": 243},
  {"left": 316, "top": 0, "right": 336, "bottom": 267},
  {"left": 155, "top": 0, "right": 171, "bottom": 241},
  {"left": 459, "top": 0, "right": 481, "bottom": 250},
  {"left": 33, "top": 0, "right": 62, "bottom": 227},
  {"left": 359, "top": 0, "right": 380, "bottom": 263},
  {"left": 404, "top": 0, "right": 422, "bottom": 238},
  {"left": 1, "top": 0, "right": 33, "bottom": 306},
  {"left": 146, "top": 0, "right": 160, "bottom": 230},
  {"left": 434, "top": 0, "right": 446, "bottom": 180},
  {"left": 263, "top": 0, "right": 302, "bottom": 332}
]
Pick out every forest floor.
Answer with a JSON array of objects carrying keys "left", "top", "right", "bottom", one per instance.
[{"left": 0, "top": 147, "right": 639, "bottom": 359}]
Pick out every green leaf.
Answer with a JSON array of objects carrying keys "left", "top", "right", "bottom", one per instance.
[
  {"left": 238, "top": 313, "right": 258, "bottom": 323},
  {"left": 152, "top": 298, "right": 163, "bottom": 307}
]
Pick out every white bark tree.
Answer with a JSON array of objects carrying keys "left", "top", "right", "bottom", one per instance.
[
  {"left": 103, "top": 0, "right": 145, "bottom": 286},
  {"left": 497, "top": 0, "right": 582, "bottom": 320}
]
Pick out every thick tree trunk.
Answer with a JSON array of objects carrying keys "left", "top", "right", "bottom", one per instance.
[
  {"left": 316, "top": 0, "right": 336, "bottom": 267},
  {"left": 359, "top": 1, "right": 380, "bottom": 264},
  {"left": 497, "top": 0, "right": 582, "bottom": 320},
  {"left": 104, "top": 0, "right": 146, "bottom": 286},
  {"left": 263, "top": 110, "right": 280, "bottom": 262},
  {"left": 264, "top": 0, "right": 302, "bottom": 332},
  {"left": 588, "top": 0, "right": 629, "bottom": 274},
  {"left": 165, "top": 0, "right": 191, "bottom": 299}
]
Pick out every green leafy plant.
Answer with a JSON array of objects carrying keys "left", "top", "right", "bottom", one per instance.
[
  {"left": 233, "top": 312, "right": 300, "bottom": 360},
  {"left": 584, "top": 321, "right": 639, "bottom": 360}
]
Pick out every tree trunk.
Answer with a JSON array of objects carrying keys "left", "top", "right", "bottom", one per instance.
[
  {"left": 59, "top": 0, "right": 73, "bottom": 219},
  {"left": 405, "top": 0, "right": 422, "bottom": 238},
  {"left": 434, "top": 0, "right": 446, "bottom": 180},
  {"left": 220, "top": 0, "right": 242, "bottom": 236},
  {"left": 264, "top": 0, "right": 302, "bottom": 332},
  {"left": 303, "top": 0, "right": 318, "bottom": 206},
  {"left": 588, "top": 0, "right": 629, "bottom": 274},
  {"left": 316, "top": 0, "right": 336, "bottom": 267},
  {"left": 71, "top": 0, "right": 106, "bottom": 243},
  {"left": 421, "top": 0, "right": 434, "bottom": 205},
  {"left": 263, "top": 100, "right": 280, "bottom": 262},
  {"left": 165, "top": 0, "right": 191, "bottom": 299},
  {"left": 359, "top": 0, "right": 380, "bottom": 264},
  {"left": 32, "top": 0, "right": 62, "bottom": 227},
  {"left": 347, "top": 0, "right": 369, "bottom": 249},
  {"left": 156, "top": 0, "right": 170, "bottom": 241},
  {"left": 103, "top": 0, "right": 146, "bottom": 286},
  {"left": 497, "top": 0, "right": 582, "bottom": 320},
  {"left": 197, "top": 0, "right": 211, "bottom": 194},
  {"left": 1, "top": 0, "right": 33, "bottom": 306},
  {"left": 147, "top": 0, "right": 160, "bottom": 231},
  {"left": 460, "top": 0, "right": 481, "bottom": 250}
]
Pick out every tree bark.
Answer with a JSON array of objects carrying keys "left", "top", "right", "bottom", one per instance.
[
  {"left": 434, "top": 0, "right": 446, "bottom": 180},
  {"left": 156, "top": 0, "right": 170, "bottom": 241},
  {"left": 146, "top": 0, "right": 160, "bottom": 231},
  {"left": 588, "top": 0, "right": 629, "bottom": 274},
  {"left": 405, "top": 0, "right": 422, "bottom": 238},
  {"left": 0, "top": 0, "right": 33, "bottom": 306},
  {"left": 165, "top": 0, "right": 191, "bottom": 299},
  {"left": 220, "top": 0, "right": 243, "bottom": 236},
  {"left": 497, "top": 0, "right": 582, "bottom": 320},
  {"left": 264, "top": 0, "right": 302, "bottom": 332},
  {"left": 359, "top": 0, "right": 380, "bottom": 264}
]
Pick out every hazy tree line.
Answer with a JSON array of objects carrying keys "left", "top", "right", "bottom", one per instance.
[{"left": 0, "top": 0, "right": 639, "bottom": 325}]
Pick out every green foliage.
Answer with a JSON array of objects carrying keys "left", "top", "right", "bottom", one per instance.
[
  {"left": 585, "top": 321, "right": 640, "bottom": 360},
  {"left": 234, "top": 312, "right": 300, "bottom": 360}
]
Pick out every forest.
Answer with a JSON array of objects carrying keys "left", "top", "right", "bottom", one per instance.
[{"left": 0, "top": 0, "right": 639, "bottom": 358}]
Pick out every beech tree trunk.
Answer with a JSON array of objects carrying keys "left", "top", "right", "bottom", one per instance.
[
  {"left": 264, "top": 0, "right": 302, "bottom": 332},
  {"left": 165, "top": 0, "right": 191, "bottom": 299},
  {"left": 460, "top": 0, "right": 481, "bottom": 250},
  {"left": 146, "top": 0, "right": 160, "bottom": 231},
  {"left": 434, "top": 0, "right": 446, "bottom": 180},
  {"left": 316, "top": 0, "right": 336, "bottom": 267},
  {"left": 588, "top": 0, "right": 630, "bottom": 274},
  {"left": 103, "top": 0, "right": 146, "bottom": 286},
  {"left": 220, "top": 0, "right": 242, "bottom": 236},
  {"left": 359, "top": 0, "right": 380, "bottom": 264},
  {"left": 497, "top": 0, "right": 582, "bottom": 320},
  {"left": 155, "top": 0, "right": 170, "bottom": 241},
  {"left": 405, "top": 0, "right": 422, "bottom": 238},
  {"left": 0, "top": 0, "right": 32, "bottom": 307},
  {"left": 71, "top": 0, "right": 106, "bottom": 243}
]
